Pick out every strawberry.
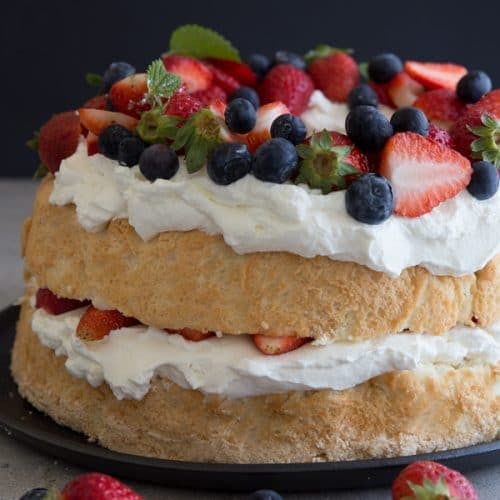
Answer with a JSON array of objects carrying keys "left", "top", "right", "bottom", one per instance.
[
  {"left": 404, "top": 61, "right": 467, "bottom": 90},
  {"left": 162, "top": 55, "right": 213, "bottom": 93},
  {"left": 165, "top": 328, "right": 215, "bottom": 342},
  {"left": 62, "top": 472, "right": 142, "bottom": 500},
  {"left": 76, "top": 306, "right": 139, "bottom": 341},
  {"left": 258, "top": 64, "right": 314, "bottom": 115},
  {"left": 450, "top": 89, "right": 500, "bottom": 160},
  {"left": 86, "top": 131, "right": 99, "bottom": 156},
  {"left": 35, "top": 288, "right": 89, "bottom": 315},
  {"left": 78, "top": 108, "right": 138, "bottom": 135},
  {"left": 252, "top": 334, "right": 310, "bottom": 355},
  {"left": 307, "top": 52, "right": 360, "bottom": 102},
  {"left": 379, "top": 132, "right": 472, "bottom": 217},
  {"left": 413, "top": 89, "right": 467, "bottom": 131},
  {"left": 427, "top": 124, "right": 452, "bottom": 148},
  {"left": 191, "top": 85, "right": 227, "bottom": 106},
  {"left": 369, "top": 81, "right": 395, "bottom": 108},
  {"left": 38, "top": 111, "right": 81, "bottom": 173},
  {"left": 387, "top": 72, "right": 424, "bottom": 108},
  {"left": 82, "top": 95, "right": 109, "bottom": 110},
  {"left": 391, "top": 461, "right": 477, "bottom": 500},
  {"left": 205, "top": 58, "right": 258, "bottom": 87},
  {"left": 204, "top": 62, "right": 242, "bottom": 94},
  {"left": 108, "top": 73, "right": 149, "bottom": 118},
  {"left": 165, "top": 90, "right": 203, "bottom": 119}
]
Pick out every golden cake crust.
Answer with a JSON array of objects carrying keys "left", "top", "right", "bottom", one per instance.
[
  {"left": 22, "top": 177, "right": 500, "bottom": 341},
  {"left": 11, "top": 300, "right": 500, "bottom": 463}
]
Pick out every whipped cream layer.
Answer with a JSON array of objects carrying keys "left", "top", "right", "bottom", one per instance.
[{"left": 32, "top": 307, "right": 500, "bottom": 400}]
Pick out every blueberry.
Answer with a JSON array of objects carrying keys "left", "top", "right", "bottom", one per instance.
[
  {"left": 345, "top": 105, "right": 393, "bottom": 152},
  {"left": 273, "top": 50, "right": 306, "bottom": 71},
  {"left": 139, "top": 144, "right": 179, "bottom": 181},
  {"left": 252, "top": 138, "right": 298, "bottom": 183},
  {"left": 390, "top": 106, "right": 429, "bottom": 136},
  {"left": 207, "top": 142, "right": 252, "bottom": 185},
  {"left": 248, "top": 490, "right": 283, "bottom": 500},
  {"left": 118, "top": 136, "right": 145, "bottom": 167},
  {"left": 98, "top": 124, "right": 132, "bottom": 159},
  {"left": 456, "top": 70, "right": 492, "bottom": 104},
  {"left": 246, "top": 53, "right": 272, "bottom": 79},
  {"left": 103, "top": 62, "right": 135, "bottom": 92},
  {"left": 270, "top": 114, "right": 307, "bottom": 145},
  {"left": 230, "top": 86, "right": 260, "bottom": 109},
  {"left": 225, "top": 98, "right": 257, "bottom": 134},
  {"left": 467, "top": 161, "right": 499, "bottom": 200},
  {"left": 345, "top": 173, "right": 394, "bottom": 224},
  {"left": 19, "top": 488, "right": 49, "bottom": 500},
  {"left": 348, "top": 84, "right": 379, "bottom": 109},
  {"left": 368, "top": 53, "right": 403, "bottom": 83}
]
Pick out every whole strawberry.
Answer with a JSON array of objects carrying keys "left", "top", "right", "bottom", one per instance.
[
  {"left": 306, "top": 46, "right": 359, "bottom": 102},
  {"left": 392, "top": 461, "right": 478, "bottom": 500},
  {"left": 62, "top": 472, "right": 142, "bottom": 500}
]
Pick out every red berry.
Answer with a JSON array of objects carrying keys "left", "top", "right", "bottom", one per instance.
[
  {"left": 108, "top": 73, "right": 149, "bottom": 118},
  {"left": 86, "top": 132, "right": 99, "bottom": 156},
  {"left": 205, "top": 58, "right": 258, "bottom": 87},
  {"left": 76, "top": 306, "right": 139, "bottom": 341},
  {"left": 387, "top": 72, "right": 424, "bottom": 108},
  {"left": 38, "top": 111, "right": 81, "bottom": 173},
  {"left": 328, "top": 131, "right": 370, "bottom": 177},
  {"left": 404, "top": 61, "right": 467, "bottom": 90},
  {"left": 82, "top": 95, "right": 109, "bottom": 110},
  {"left": 307, "top": 52, "right": 360, "bottom": 102},
  {"left": 164, "top": 91, "right": 203, "bottom": 119},
  {"left": 162, "top": 55, "right": 213, "bottom": 93},
  {"left": 414, "top": 89, "right": 467, "bottom": 131},
  {"left": 252, "top": 334, "right": 310, "bottom": 355},
  {"left": 258, "top": 64, "right": 314, "bottom": 115},
  {"left": 191, "top": 85, "right": 227, "bottom": 106},
  {"left": 78, "top": 108, "right": 138, "bottom": 135},
  {"left": 62, "top": 472, "right": 142, "bottom": 500},
  {"left": 204, "top": 63, "right": 241, "bottom": 94},
  {"left": 369, "top": 81, "right": 395, "bottom": 108},
  {"left": 35, "top": 288, "right": 89, "bottom": 315},
  {"left": 165, "top": 328, "right": 215, "bottom": 342},
  {"left": 427, "top": 124, "right": 452, "bottom": 148}
]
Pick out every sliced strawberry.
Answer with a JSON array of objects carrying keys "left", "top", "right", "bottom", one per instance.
[
  {"left": 165, "top": 91, "right": 203, "bottom": 119},
  {"left": 252, "top": 334, "right": 310, "bottom": 355},
  {"left": 379, "top": 132, "right": 472, "bottom": 217},
  {"left": 258, "top": 64, "right": 314, "bottom": 115},
  {"left": 205, "top": 58, "right": 258, "bottom": 87},
  {"left": 404, "top": 61, "right": 467, "bottom": 90},
  {"left": 191, "top": 85, "right": 227, "bottom": 106},
  {"left": 162, "top": 55, "right": 213, "bottom": 93},
  {"left": 38, "top": 111, "right": 81, "bottom": 174},
  {"left": 427, "top": 124, "right": 452, "bottom": 148},
  {"left": 76, "top": 306, "right": 139, "bottom": 341},
  {"left": 108, "top": 73, "right": 149, "bottom": 118},
  {"left": 82, "top": 95, "right": 109, "bottom": 110},
  {"left": 369, "top": 81, "right": 395, "bottom": 108},
  {"left": 205, "top": 63, "right": 242, "bottom": 94},
  {"left": 387, "top": 72, "right": 424, "bottom": 108},
  {"left": 207, "top": 99, "right": 236, "bottom": 142},
  {"left": 413, "top": 89, "right": 467, "bottom": 131},
  {"left": 165, "top": 328, "right": 215, "bottom": 342},
  {"left": 35, "top": 288, "right": 89, "bottom": 315},
  {"left": 78, "top": 108, "right": 138, "bottom": 135},
  {"left": 86, "top": 131, "right": 99, "bottom": 156}
]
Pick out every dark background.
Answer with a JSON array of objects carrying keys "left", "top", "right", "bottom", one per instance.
[{"left": 3, "top": 0, "right": 500, "bottom": 176}]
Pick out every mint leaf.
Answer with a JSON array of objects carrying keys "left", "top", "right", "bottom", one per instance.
[
  {"left": 169, "top": 24, "right": 240, "bottom": 62},
  {"left": 146, "top": 59, "right": 181, "bottom": 109},
  {"left": 86, "top": 72, "right": 103, "bottom": 87}
]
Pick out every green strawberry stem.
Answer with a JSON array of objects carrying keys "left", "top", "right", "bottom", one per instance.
[
  {"left": 468, "top": 113, "right": 500, "bottom": 168},
  {"left": 402, "top": 477, "right": 455, "bottom": 500},
  {"left": 304, "top": 44, "right": 353, "bottom": 65}
]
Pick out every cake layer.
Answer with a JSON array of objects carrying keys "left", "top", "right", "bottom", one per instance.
[
  {"left": 23, "top": 178, "right": 500, "bottom": 341},
  {"left": 12, "top": 300, "right": 500, "bottom": 463}
]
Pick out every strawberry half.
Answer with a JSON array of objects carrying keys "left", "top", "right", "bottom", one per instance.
[
  {"left": 369, "top": 81, "right": 395, "bottom": 108},
  {"left": 387, "top": 72, "right": 424, "bottom": 108},
  {"left": 404, "top": 61, "right": 467, "bottom": 90},
  {"left": 379, "top": 132, "right": 472, "bottom": 217},
  {"left": 62, "top": 473, "right": 142, "bottom": 500},
  {"left": 38, "top": 111, "right": 81, "bottom": 173},
  {"left": 205, "top": 58, "right": 258, "bottom": 87},
  {"left": 191, "top": 85, "right": 227, "bottom": 106},
  {"left": 162, "top": 55, "right": 213, "bottom": 93},
  {"left": 82, "top": 95, "right": 109, "bottom": 110},
  {"left": 204, "top": 63, "right": 240, "bottom": 94},
  {"left": 165, "top": 328, "right": 215, "bottom": 342},
  {"left": 165, "top": 90, "right": 203, "bottom": 119},
  {"left": 78, "top": 108, "right": 138, "bottom": 135},
  {"left": 252, "top": 334, "right": 310, "bottom": 355},
  {"left": 36, "top": 288, "right": 89, "bottom": 315},
  {"left": 86, "top": 131, "right": 99, "bottom": 156},
  {"left": 108, "top": 73, "right": 149, "bottom": 118},
  {"left": 76, "top": 306, "right": 139, "bottom": 341}
]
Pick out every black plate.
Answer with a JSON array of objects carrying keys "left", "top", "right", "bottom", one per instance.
[{"left": 1, "top": 305, "right": 499, "bottom": 492}]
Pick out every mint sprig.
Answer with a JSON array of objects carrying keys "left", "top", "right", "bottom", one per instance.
[
  {"left": 146, "top": 59, "right": 181, "bottom": 109},
  {"left": 169, "top": 24, "right": 241, "bottom": 62}
]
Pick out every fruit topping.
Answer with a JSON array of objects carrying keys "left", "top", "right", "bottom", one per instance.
[
  {"left": 369, "top": 81, "right": 395, "bottom": 108},
  {"left": 390, "top": 106, "right": 429, "bottom": 136},
  {"left": 162, "top": 55, "right": 213, "bottom": 93},
  {"left": 139, "top": 143, "right": 179, "bottom": 181},
  {"left": 108, "top": 73, "right": 149, "bottom": 118},
  {"left": 345, "top": 173, "right": 394, "bottom": 224},
  {"left": 270, "top": 114, "right": 307, "bottom": 145},
  {"left": 427, "top": 124, "right": 452, "bottom": 148},
  {"left": 78, "top": 108, "right": 138, "bottom": 135},
  {"left": 456, "top": 70, "right": 492, "bottom": 104},
  {"left": 76, "top": 306, "right": 139, "bottom": 341},
  {"left": 273, "top": 50, "right": 306, "bottom": 70},
  {"left": 347, "top": 84, "right": 379, "bottom": 109},
  {"left": 98, "top": 124, "right": 132, "bottom": 160},
  {"left": 62, "top": 472, "right": 142, "bottom": 500},
  {"left": 82, "top": 95, "right": 109, "bottom": 110},
  {"left": 118, "top": 136, "right": 145, "bottom": 167},
  {"left": 391, "top": 460, "right": 477, "bottom": 500},
  {"left": 467, "top": 160, "right": 499, "bottom": 200},
  {"left": 252, "top": 138, "right": 298, "bottom": 183},
  {"left": 205, "top": 58, "right": 257, "bottom": 87},
  {"left": 368, "top": 53, "right": 403, "bottom": 83},
  {"left": 38, "top": 111, "right": 81, "bottom": 173},
  {"left": 35, "top": 288, "right": 89, "bottom": 315},
  {"left": 387, "top": 72, "right": 424, "bottom": 108},
  {"left": 102, "top": 61, "right": 136, "bottom": 93},
  {"left": 224, "top": 98, "right": 257, "bottom": 134},
  {"left": 204, "top": 62, "right": 240, "bottom": 94},
  {"left": 379, "top": 132, "right": 472, "bottom": 217},
  {"left": 295, "top": 130, "right": 368, "bottom": 193},
  {"left": 246, "top": 53, "right": 272, "bottom": 80},
  {"left": 466, "top": 113, "right": 500, "bottom": 167},
  {"left": 190, "top": 85, "right": 227, "bottom": 106},
  {"left": 404, "top": 61, "right": 467, "bottom": 90},
  {"left": 165, "top": 90, "right": 203, "bottom": 118},
  {"left": 86, "top": 131, "right": 99, "bottom": 156},
  {"left": 165, "top": 328, "right": 215, "bottom": 342},
  {"left": 258, "top": 64, "right": 314, "bottom": 115},
  {"left": 345, "top": 105, "right": 393, "bottom": 152},
  {"left": 207, "top": 142, "right": 252, "bottom": 185},
  {"left": 230, "top": 86, "right": 260, "bottom": 109},
  {"left": 252, "top": 334, "right": 310, "bottom": 355}
]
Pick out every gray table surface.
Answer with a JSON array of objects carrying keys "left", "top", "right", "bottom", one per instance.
[{"left": 0, "top": 179, "right": 498, "bottom": 500}]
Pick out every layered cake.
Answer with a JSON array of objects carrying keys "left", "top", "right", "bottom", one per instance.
[{"left": 12, "top": 25, "right": 500, "bottom": 463}]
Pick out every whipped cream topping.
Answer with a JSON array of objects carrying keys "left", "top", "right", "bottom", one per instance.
[{"left": 32, "top": 307, "right": 500, "bottom": 400}]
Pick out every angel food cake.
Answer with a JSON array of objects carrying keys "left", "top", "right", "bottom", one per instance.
[{"left": 12, "top": 25, "right": 500, "bottom": 463}]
